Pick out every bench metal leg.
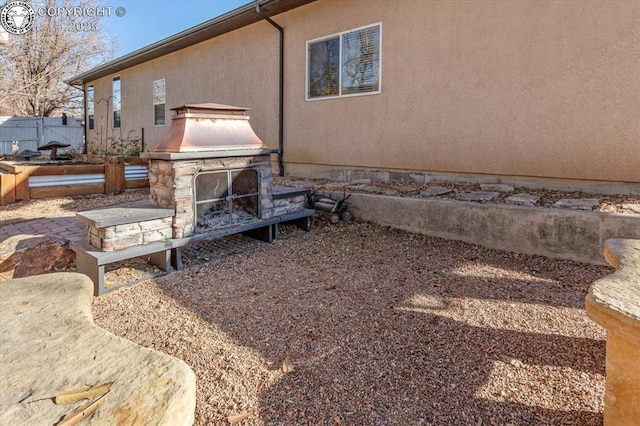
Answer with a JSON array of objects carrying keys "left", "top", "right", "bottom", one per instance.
[
  {"left": 243, "top": 225, "right": 274, "bottom": 243},
  {"left": 171, "top": 247, "right": 183, "bottom": 271},
  {"left": 294, "top": 216, "right": 312, "bottom": 232},
  {"left": 148, "top": 249, "right": 171, "bottom": 272},
  {"left": 75, "top": 250, "right": 105, "bottom": 296}
]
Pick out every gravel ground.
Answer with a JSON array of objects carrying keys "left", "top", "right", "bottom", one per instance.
[
  {"left": 0, "top": 184, "right": 619, "bottom": 424},
  {"left": 91, "top": 222, "right": 610, "bottom": 425}
]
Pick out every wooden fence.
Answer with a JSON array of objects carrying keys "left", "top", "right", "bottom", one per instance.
[{"left": 0, "top": 156, "right": 148, "bottom": 206}]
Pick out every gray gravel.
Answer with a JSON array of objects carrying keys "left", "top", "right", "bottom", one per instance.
[{"left": 92, "top": 222, "right": 611, "bottom": 425}]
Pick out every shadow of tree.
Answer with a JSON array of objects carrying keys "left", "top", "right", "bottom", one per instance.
[{"left": 152, "top": 223, "right": 610, "bottom": 424}]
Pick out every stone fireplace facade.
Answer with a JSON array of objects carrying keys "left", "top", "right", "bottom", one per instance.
[
  {"left": 148, "top": 154, "right": 274, "bottom": 239},
  {"left": 141, "top": 103, "right": 313, "bottom": 241}
]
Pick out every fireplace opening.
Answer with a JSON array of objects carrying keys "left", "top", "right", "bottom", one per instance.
[{"left": 194, "top": 168, "right": 260, "bottom": 232}]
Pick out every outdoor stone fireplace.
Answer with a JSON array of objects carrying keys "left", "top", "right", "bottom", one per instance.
[{"left": 142, "top": 104, "right": 277, "bottom": 239}]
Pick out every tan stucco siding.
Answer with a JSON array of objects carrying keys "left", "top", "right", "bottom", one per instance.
[
  {"left": 85, "top": 22, "right": 281, "bottom": 152},
  {"left": 281, "top": 0, "right": 640, "bottom": 183},
  {"left": 85, "top": 0, "right": 639, "bottom": 183}
]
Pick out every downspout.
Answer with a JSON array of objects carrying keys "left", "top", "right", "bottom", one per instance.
[{"left": 256, "top": 4, "right": 285, "bottom": 176}]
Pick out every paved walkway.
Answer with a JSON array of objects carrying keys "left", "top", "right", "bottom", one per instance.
[
  {"left": 0, "top": 215, "right": 86, "bottom": 243},
  {"left": 0, "top": 199, "right": 152, "bottom": 243}
]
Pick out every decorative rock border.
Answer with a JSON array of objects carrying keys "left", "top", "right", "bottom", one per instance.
[
  {"left": 0, "top": 272, "right": 196, "bottom": 425},
  {"left": 585, "top": 239, "right": 640, "bottom": 425}
]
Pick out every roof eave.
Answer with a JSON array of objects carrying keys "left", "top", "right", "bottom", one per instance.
[{"left": 67, "top": 0, "right": 314, "bottom": 86}]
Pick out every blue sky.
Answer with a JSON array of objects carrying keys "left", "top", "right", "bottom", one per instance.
[{"left": 102, "top": 0, "right": 248, "bottom": 57}]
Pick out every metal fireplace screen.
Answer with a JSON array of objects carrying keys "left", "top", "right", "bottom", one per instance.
[{"left": 194, "top": 168, "right": 260, "bottom": 232}]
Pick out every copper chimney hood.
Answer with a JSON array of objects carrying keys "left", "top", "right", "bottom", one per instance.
[{"left": 143, "top": 103, "right": 276, "bottom": 160}]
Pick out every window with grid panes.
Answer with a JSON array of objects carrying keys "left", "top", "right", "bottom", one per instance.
[{"left": 307, "top": 23, "right": 381, "bottom": 100}]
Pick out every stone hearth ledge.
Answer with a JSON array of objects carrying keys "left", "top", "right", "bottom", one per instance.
[
  {"left": 0, "top": 272, "right": 196, "bottom": 425},
  {"left": 585, "top": 239, "right": 640, "bottom": 425}
]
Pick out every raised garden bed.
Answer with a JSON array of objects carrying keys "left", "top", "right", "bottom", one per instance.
[{"left": 0, "top": 156, "right": 148, "bottom": 205}]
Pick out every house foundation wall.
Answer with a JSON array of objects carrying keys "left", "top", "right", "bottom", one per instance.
[{"left": 285, "top": 162, "right": 640, "bottom": 196}]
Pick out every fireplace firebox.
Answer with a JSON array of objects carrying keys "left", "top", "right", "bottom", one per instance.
[{"left": 194, "top": 168, "right": 260, "bottom": 232}]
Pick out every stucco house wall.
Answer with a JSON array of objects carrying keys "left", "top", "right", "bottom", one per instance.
[
  {"left": 86, "top": 23, "right": 280, "bottom": 154},
  {"left": 81, "top": 0, "right": 640, "bottom": 189}
]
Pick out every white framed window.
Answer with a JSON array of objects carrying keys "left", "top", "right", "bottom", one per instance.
[
  {"left": 306, "top": 22, "right": 382, "bottom": 100},
  {"left": 112, "top": 76, "right": 121, "bottom": 128},
  {"left": 86, "top": 85, "right": 94, "bottom": 130},
  {"left": 153, "top": 79, "right": 166, "bottom": 126}
]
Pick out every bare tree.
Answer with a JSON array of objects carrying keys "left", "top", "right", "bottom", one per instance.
[{"left": 0, "top": 0, "right": 115, "bottom": 117}]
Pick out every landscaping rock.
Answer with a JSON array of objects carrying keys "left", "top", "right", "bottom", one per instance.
[
  {"left": 585, "top": 239, "right": 640, "bottom": 426},
  {"left": 480, "top": 183, "right": 515, "bottom": 192},
  {"left": 621, "top": 204, "right": 640, "bottom": 214},
  {"left": 506, "top": 193, "right": 540, "bottom": 207},
  {"left": 349, "top": 178, "right": 371, "bottom": 185},
  {"left": 455, "top": 191, "right": 500, "bottom": 202},
  {"left": 553, "top": 199, "right": 600, "bottom": 211},
  {"left": 324, "top": 182, "right": 350, "bottom": 189},
  {"left": 421, "top": 187, "right": 453, "bottom": 197},
  {"left": 351, "top": 184, "right": 398, "bottom": 195},
  {"left": 0, "top": 272, "right": 196, "bottom": 425},
  {"left": 0, "top": 234, "right": 75, "bottom": 280}
]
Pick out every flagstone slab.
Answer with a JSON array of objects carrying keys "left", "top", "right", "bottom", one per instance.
[
  {"left": 553, "top": 198, "right": 600, "bottom": 210},
  {"left": 480, "top": 183, "right": 515, "bottom": 192},
  {"left": 455, "top": 191, "right": 500, "bottom": 202},
  {"left": 0, "top": 272, "right": 196, "bottom": 425},
  {"left": 421, "top": 187, "right": 453, "bottom": 197},
  {"left": 506, "top": 193, "right": 540, "bottom": 207},
  {"left": 586, "top": 239, "right": 640, "bottom": 425}
]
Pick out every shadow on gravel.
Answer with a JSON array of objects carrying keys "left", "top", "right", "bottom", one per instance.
[{"left": 156, "top": 222, "right": 610, "bottom": 425}]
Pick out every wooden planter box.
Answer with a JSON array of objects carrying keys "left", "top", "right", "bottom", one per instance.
[{"left": 0, "top": 156, "right": 149, "bottom": 205}]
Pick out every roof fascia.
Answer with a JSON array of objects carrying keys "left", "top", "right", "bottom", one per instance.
[{"left": 67, "top": 0, "right": 314, "bottom": 85}]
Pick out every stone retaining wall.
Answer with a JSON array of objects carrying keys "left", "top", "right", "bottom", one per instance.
[{"left": 346, "top": 193, "right": 640, "bottom": 265}]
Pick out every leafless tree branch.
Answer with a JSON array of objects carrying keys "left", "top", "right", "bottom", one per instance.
[{"left": 0, "top": 0, "right": 115, "bottom": 117}]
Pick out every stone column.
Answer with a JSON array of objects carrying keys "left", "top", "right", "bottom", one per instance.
[{"left": 585, "top": 238, "right": 640, "bottom": 426}]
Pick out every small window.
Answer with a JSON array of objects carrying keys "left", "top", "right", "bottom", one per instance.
[
  {"left": 86, "top": 85, "right": 94, "bottom": 130},
  {"left": 112, "top": 76, "right": 121, "bottom": 128},
  {"left": 307, "top": 23, "right": 381, "bottom": 100},
  {"left": 153, "top": 79, "right": 166, "bottom": 126}
]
